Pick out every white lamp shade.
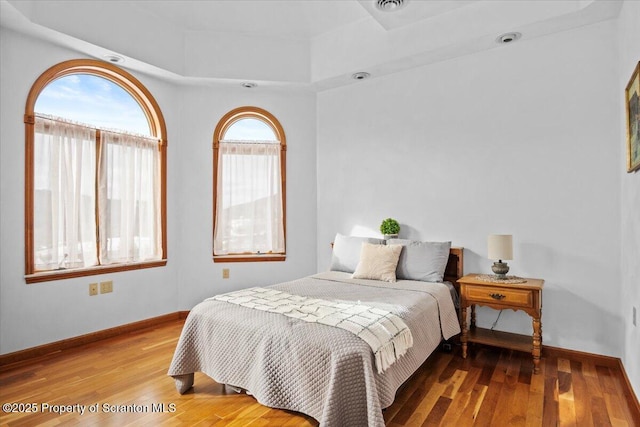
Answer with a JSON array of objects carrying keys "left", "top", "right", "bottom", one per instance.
[{"left": 488, "top": 234, "right": 513, "bottom": 261}]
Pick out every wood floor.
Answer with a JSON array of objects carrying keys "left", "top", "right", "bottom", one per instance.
[{"left": 1, "top": 319, "right": 637, "bottom": 426}]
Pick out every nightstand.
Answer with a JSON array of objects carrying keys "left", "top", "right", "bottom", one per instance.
[{"left": 457, "top": 274, "right": 544, "bottom": 374}]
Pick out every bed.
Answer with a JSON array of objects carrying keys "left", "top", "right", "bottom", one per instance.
[{"left": 168, "top": 235, "right": 463, "bottom": 426}]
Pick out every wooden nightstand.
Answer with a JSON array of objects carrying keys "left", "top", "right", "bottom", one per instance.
[{"left": 457, "top": 274, "right": 544, "bottom": 374}]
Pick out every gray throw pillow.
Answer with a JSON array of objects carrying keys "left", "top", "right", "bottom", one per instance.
[{"left": 387, "top": 239, "right": 451, "bottom": 282}]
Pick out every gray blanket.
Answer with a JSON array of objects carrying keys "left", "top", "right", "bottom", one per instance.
[{"left": 168, "top": 271, "right": 460, "bottom": 426}]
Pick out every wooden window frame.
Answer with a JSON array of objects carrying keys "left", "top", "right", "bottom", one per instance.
[
  {"left": 212, "top": 106, "right": 286, "bottom": 263},
  {"left": 24, "top": 59, "right": 168, "bottom": 283}
]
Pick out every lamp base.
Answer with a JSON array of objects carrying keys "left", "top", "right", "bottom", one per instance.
[{"left": 491, "top": 261, "right": 510, "bottom": 278}]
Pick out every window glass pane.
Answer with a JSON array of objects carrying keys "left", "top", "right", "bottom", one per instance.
[
  {"left": 99, "top": 131, "right": 162, "bottom": 265},
  {"left": 33, "top": 117, "right": 98, "bottom": 271},
  {"left": 223, "top": 118, "right": 277, "bottom": 142},
  {"left": 215, "top": 143, "right": 284, "bottom": 254},
  {"left": 35, "top": 74, "right": 150, "bottom": 136}
]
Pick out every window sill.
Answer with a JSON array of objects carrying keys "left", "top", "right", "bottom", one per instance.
[
  {"left": 25, "top": 260, "right": 167, "bottom": 284},
  {"left": 213, "top": 254, "right": 286, "bottom": 263}
]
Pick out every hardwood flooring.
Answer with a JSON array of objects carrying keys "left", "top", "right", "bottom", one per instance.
[{"left": 1, "top": 318, "right": 637, "bottom": 426}]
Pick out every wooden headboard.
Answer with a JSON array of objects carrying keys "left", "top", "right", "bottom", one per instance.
[{"left": 444, "top": 247, "right": 464, "bottom": 284}]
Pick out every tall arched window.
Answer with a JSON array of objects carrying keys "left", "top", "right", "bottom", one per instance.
[
  {"left": 213, "top": 106, "right": 286, "bottom": 262},
  {"left": 24, "top": 59, "right": 167, "bottom": 283}
]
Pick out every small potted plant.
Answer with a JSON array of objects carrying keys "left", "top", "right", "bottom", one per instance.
[{"left": 380, "top": 218, "right": 400, "bottom": 240}]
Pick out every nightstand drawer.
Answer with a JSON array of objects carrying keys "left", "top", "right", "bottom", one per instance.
[{"left": 464, "top": 284, "right": 533, "bottom": 308}]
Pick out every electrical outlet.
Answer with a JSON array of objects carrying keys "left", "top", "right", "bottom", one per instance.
[
  {"left": 634, "top": 306, "right": 637, "bottom": 327},
  {"left": 222, "top": 268, "right": 230, "bottom": 279},
  {"left": 89, "top": 283, "right": 98, "bottom": 296},
  {"left": 100, "top": 280, "right": 113, "bottom": 294}
]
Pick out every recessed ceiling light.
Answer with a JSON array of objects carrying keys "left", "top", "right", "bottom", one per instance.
[
  {"left": 352, "top": 72, "right": 371, "bottom": 80},
  {"left": 103, "top": 54, "right": 124, "bottom": 64},
  {"left": 496, "top": 32, "right": 522, "bottom": 44},
  {"left": 241, "top": 82, "right": 257, "bottom": 88},
  {"left": 375, "top": 0, "right": 408, "bottom": 12}
]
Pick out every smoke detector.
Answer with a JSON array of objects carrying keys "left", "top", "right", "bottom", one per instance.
[
  {"left": 375, "top": 0, "right": 407, "bottom": 12},
  {"left": 496, "top": 32, "right": 522, "bottom": 44},
  {"left": 241, "top": 82, "right": 257, "bottom": 88}
]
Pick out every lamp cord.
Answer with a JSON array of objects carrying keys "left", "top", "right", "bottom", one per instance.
[{"left": 491, "top": 310, "right": 503, "bottom": 330}]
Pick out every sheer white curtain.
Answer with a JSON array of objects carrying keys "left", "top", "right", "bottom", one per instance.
[
  {"left": 214, "top": 142, "right": 284, "bottom": 255},
  {"left": 99, "top": 131, "right": 162, "bottom": 264},
  {"left": 34, "top": 116, "right": 97, "bottom": 270}
]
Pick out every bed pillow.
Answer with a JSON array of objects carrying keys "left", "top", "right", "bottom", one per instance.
[
  {"left": 352, "top": 243, "right": 403, "bottom": 282},
  {"left": 387, "top": 239, "right": 451, "bottom": 282},
  {"left": 330, "top": 233, "right": 385, "bottom": 273}
]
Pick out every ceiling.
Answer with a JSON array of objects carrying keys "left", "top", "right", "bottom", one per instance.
[
  {"left": 132, "top": 0, "right": 369, "bottom": 38},
  {"left": 0, "top": 0, "right": 622, "bottom": 91}
]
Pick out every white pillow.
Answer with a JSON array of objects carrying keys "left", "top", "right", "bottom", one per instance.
[
  {"left": 330, "top": 233, "right": 384, "bottom": 273},
  {"left": 352, "top": 243, "right": 403, "bottom": 282},
  {"left": 387, "top": 239, "right": 451, "bottom": 282}
]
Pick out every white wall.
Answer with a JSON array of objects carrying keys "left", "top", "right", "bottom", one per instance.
[
  {"left": 317, "top": 20, "right": 623, "bottom": 358},
  {"left": 0, "top": 28, "right": 318, "bottom": 354},
  {"left": 618, "top": 0, "right": 640, "bottom": 398}
]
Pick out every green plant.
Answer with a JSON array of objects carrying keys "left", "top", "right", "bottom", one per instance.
[{"left": 380, "top": 218, "right": 400, "bottom": 235}]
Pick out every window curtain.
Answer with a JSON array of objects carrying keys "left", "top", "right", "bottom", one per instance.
[
  {"left": 99, "top": 131, "right": 162, "bottom": 264},
  {"left": 34, "top": 116, "right": 98, "bottom": 270},
  {"left": 214, "top": 142, "right": 284, "bottom": 255}
]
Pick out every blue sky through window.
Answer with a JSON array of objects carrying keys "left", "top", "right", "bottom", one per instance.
[
  {"left": 223, "top": 118, "right": 277, "bottom": 142},
  {"left": 35, "top": 74, "right": 151, "bottom": 135}
]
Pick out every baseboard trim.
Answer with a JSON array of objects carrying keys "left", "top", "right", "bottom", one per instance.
[
  {"left": 0, "top": 311, "right": 189, "bottom": 373},
  {"left": 543, "top": 344, "right": 620, "bottom": 367},
  {"left": 543, "top": 345, "right": 640, "bottom": 423}
]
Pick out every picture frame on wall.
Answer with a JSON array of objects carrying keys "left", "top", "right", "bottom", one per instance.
[{"left": 625, "top": 61, "right": 640, "bottom": 173}]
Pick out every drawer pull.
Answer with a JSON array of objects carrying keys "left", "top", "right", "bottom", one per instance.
[{"left": 489, "top": 293, "right": 506, "bottom": 300}]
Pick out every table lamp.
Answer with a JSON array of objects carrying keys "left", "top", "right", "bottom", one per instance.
[{"left": 488, "top": 234, "right": 513, "bottom": 278}]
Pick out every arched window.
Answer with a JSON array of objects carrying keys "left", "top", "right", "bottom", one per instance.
[
  {"left": 24, "top": 59, "right": 167, "bottom": 283},
  {"left": 213, "top": 107, "right": 286, "bottom": 261}
]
